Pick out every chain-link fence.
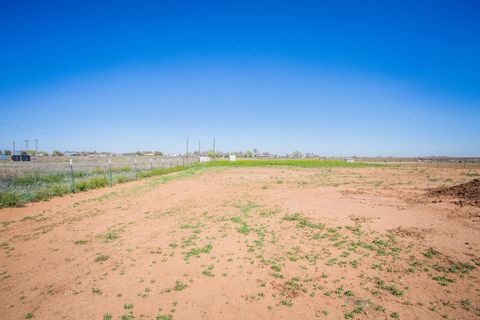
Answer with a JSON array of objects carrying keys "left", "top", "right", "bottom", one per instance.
[{"left": 0, "top": 156, "right": 197, "bottom": 194}]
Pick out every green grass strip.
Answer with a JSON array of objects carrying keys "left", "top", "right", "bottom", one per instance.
[{"left": 196, "top": 159, "right": 380, "bottom": 168}]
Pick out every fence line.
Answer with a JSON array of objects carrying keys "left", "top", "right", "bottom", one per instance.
[{"left": 0, "top": 156, "right": 198, "bottom": 194}]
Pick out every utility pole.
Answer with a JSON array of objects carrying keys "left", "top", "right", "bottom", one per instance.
[
  {"left": 25, "top": 139, "right": 30, "bottom": 153},
  {"left": 212, "top": 137, "right": 216, "bottom": 159},
  {"left": 186, "top": 137, "right": 189, "bottom": 166},
  {"left": 12, "top": 141, "right": 15, "bottom": 155},
  {"left": 198, "top": 140, "right": 201, "bottom": 156},
  {"left": 34, "top": 139, "right": 38, "bottom": 158}
]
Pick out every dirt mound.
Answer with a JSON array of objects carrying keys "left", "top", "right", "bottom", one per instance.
[{"left": 429, "top": 179, "right": 480, "bottom": 207}]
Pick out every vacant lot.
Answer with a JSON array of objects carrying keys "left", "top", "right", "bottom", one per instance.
[{"left": 0, "top": 165, "right": 479, "bottom": 319}]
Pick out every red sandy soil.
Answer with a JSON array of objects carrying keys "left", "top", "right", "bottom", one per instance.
[{"left": 1, "top": 166, "right": 479, "bottom": 319}]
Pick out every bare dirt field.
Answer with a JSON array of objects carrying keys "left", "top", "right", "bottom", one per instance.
[{"left": 1, "top": 166, "right": 479, "bottom": 319}]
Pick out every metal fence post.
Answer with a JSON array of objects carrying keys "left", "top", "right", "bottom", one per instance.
[
  {"left": 134, "top": 158, "right": 138, "bottom": 179},
  {"left": 150, "top": 158, "right": 153, "bottom": 170},
  {"left": 109, "top": 158, "right": 113, "bottom": 186},
  {"left": 70, "top": 159, "right": 75, "bottom": 192}
]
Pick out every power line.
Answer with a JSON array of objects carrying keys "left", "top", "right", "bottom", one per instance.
[
  {"left": 0, "top": 121, "right": 192, "bottom": 148},
  {"left": 0, "top": 121, "right": 108, "bottom": 144},
  {"left": 0, "top": 122, "right": 213, "bottom": 153}
]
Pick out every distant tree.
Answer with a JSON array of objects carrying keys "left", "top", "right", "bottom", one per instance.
[
  {"left": 154, "top": 151, "right": 163, "bottom": 156},
  {"left": 52, "top": 150, "right": 64, "bottom": 156},
  {"left": 291, "top": 151, "right": 302, "bottom": 158},
  {"left": 3, "top": 150, "right": 11, "bottom": 155},
  {"left": 207, "top": 151, "right": 218, "bottom": 158},
  {"left": 245, "top": 150, "right": 254, "bottom": 158}
]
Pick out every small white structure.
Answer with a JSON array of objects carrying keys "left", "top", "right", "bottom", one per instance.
[
  {"left": 345, "top": 157, "right": 355, "bottom": 163},
  {"left": 229, "top": 155, "right": 236, "bottom": 161},
  {"left": 199, "top": 156, "right": 210, "bottom": 163}
]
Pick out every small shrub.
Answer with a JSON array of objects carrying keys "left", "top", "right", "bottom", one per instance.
[
  {"left": 76, "top": 176, "right": 108, "bottom": 191},
  {"left": 184, "top": 244, "right": 213, "bottom": 260},
  {"left": 92, "top": 167, "right": 106, "bottom": 175},
  {"left": 174, "top": 281, "right": 188, "bottom": 291},
  {"left": 103, "top": 231, "right": 119, "bottom": 242},
  {"left": 95, "top": 254, "right": 109, "bottom": 262},
  {"left": 112, "top": 166, "right": 132, "bottom": 172},
  {"left": 116, "top": 175, "right": 131, "bottom": 184},
  {"left": 432, "top": 275, "right": 454, "bottom": 286},
  {"left": 449, "top": 262, "right": 475, "bottom": 274},
  {"left": 92, "top": 288, "right": 102, "bottom": 295},
  {"left": 423, "top": 248, "right": 440, "bottom": 258},
  {"left": 0, "top": 192, "right": 22, "bottom": 208}
]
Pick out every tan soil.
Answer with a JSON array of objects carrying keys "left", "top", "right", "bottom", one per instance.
[{"left": 1, "top": 166, "right": 479, "bottom": 319}]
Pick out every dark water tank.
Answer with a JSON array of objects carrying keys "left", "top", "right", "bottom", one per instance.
[
  {"left": 21, "top": 154, "right": 31, "bottom": 161},
  {"left": 12, "top": 155, "right": 21, "bottom": 161}
]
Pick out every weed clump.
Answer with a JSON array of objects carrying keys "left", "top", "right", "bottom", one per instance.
[{"left": 184, "top": 244, "right": 213, "bottom": 260}]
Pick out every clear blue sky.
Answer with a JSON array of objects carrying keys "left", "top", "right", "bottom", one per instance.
[{"left": 0, "top": 0, "right": 479, "bottom": 156}]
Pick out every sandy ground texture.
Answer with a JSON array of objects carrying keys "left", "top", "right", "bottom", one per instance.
[{"left": 1, "top": 166, "right": 479, "bottom": 320}]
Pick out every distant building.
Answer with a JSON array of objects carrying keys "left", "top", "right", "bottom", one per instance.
[
  {"left": 304, "top": 153, "right": 319, "bottom": 158},
  {"left": 64, "top": 151, "right": 78, "bottom": 156},
  {"left": 257, "top": 153, "right": 272, "bottom": 159}
]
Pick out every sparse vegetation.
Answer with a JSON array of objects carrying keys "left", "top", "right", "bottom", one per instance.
[
  {"left": 92, "top": 287, "right": 102, "bottom": 295},
  {"left": 174, "top": 281, "right": 188, "bottom": 291},
  {"left": 95, "top": 254, "right": 109, "bottom": 262},
  {"left": 184, "top": 244, "right": 213, "bottom": 260},
  {"left": 432, "top": 275, "right": 454, "bottom": 286},
  {"left": 1, "top": 161, "right": 479, "bottom": 319}
]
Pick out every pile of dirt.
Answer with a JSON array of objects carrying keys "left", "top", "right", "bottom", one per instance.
[{"left": 428, "top": 179, "right": 480, "bottom": 207}]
